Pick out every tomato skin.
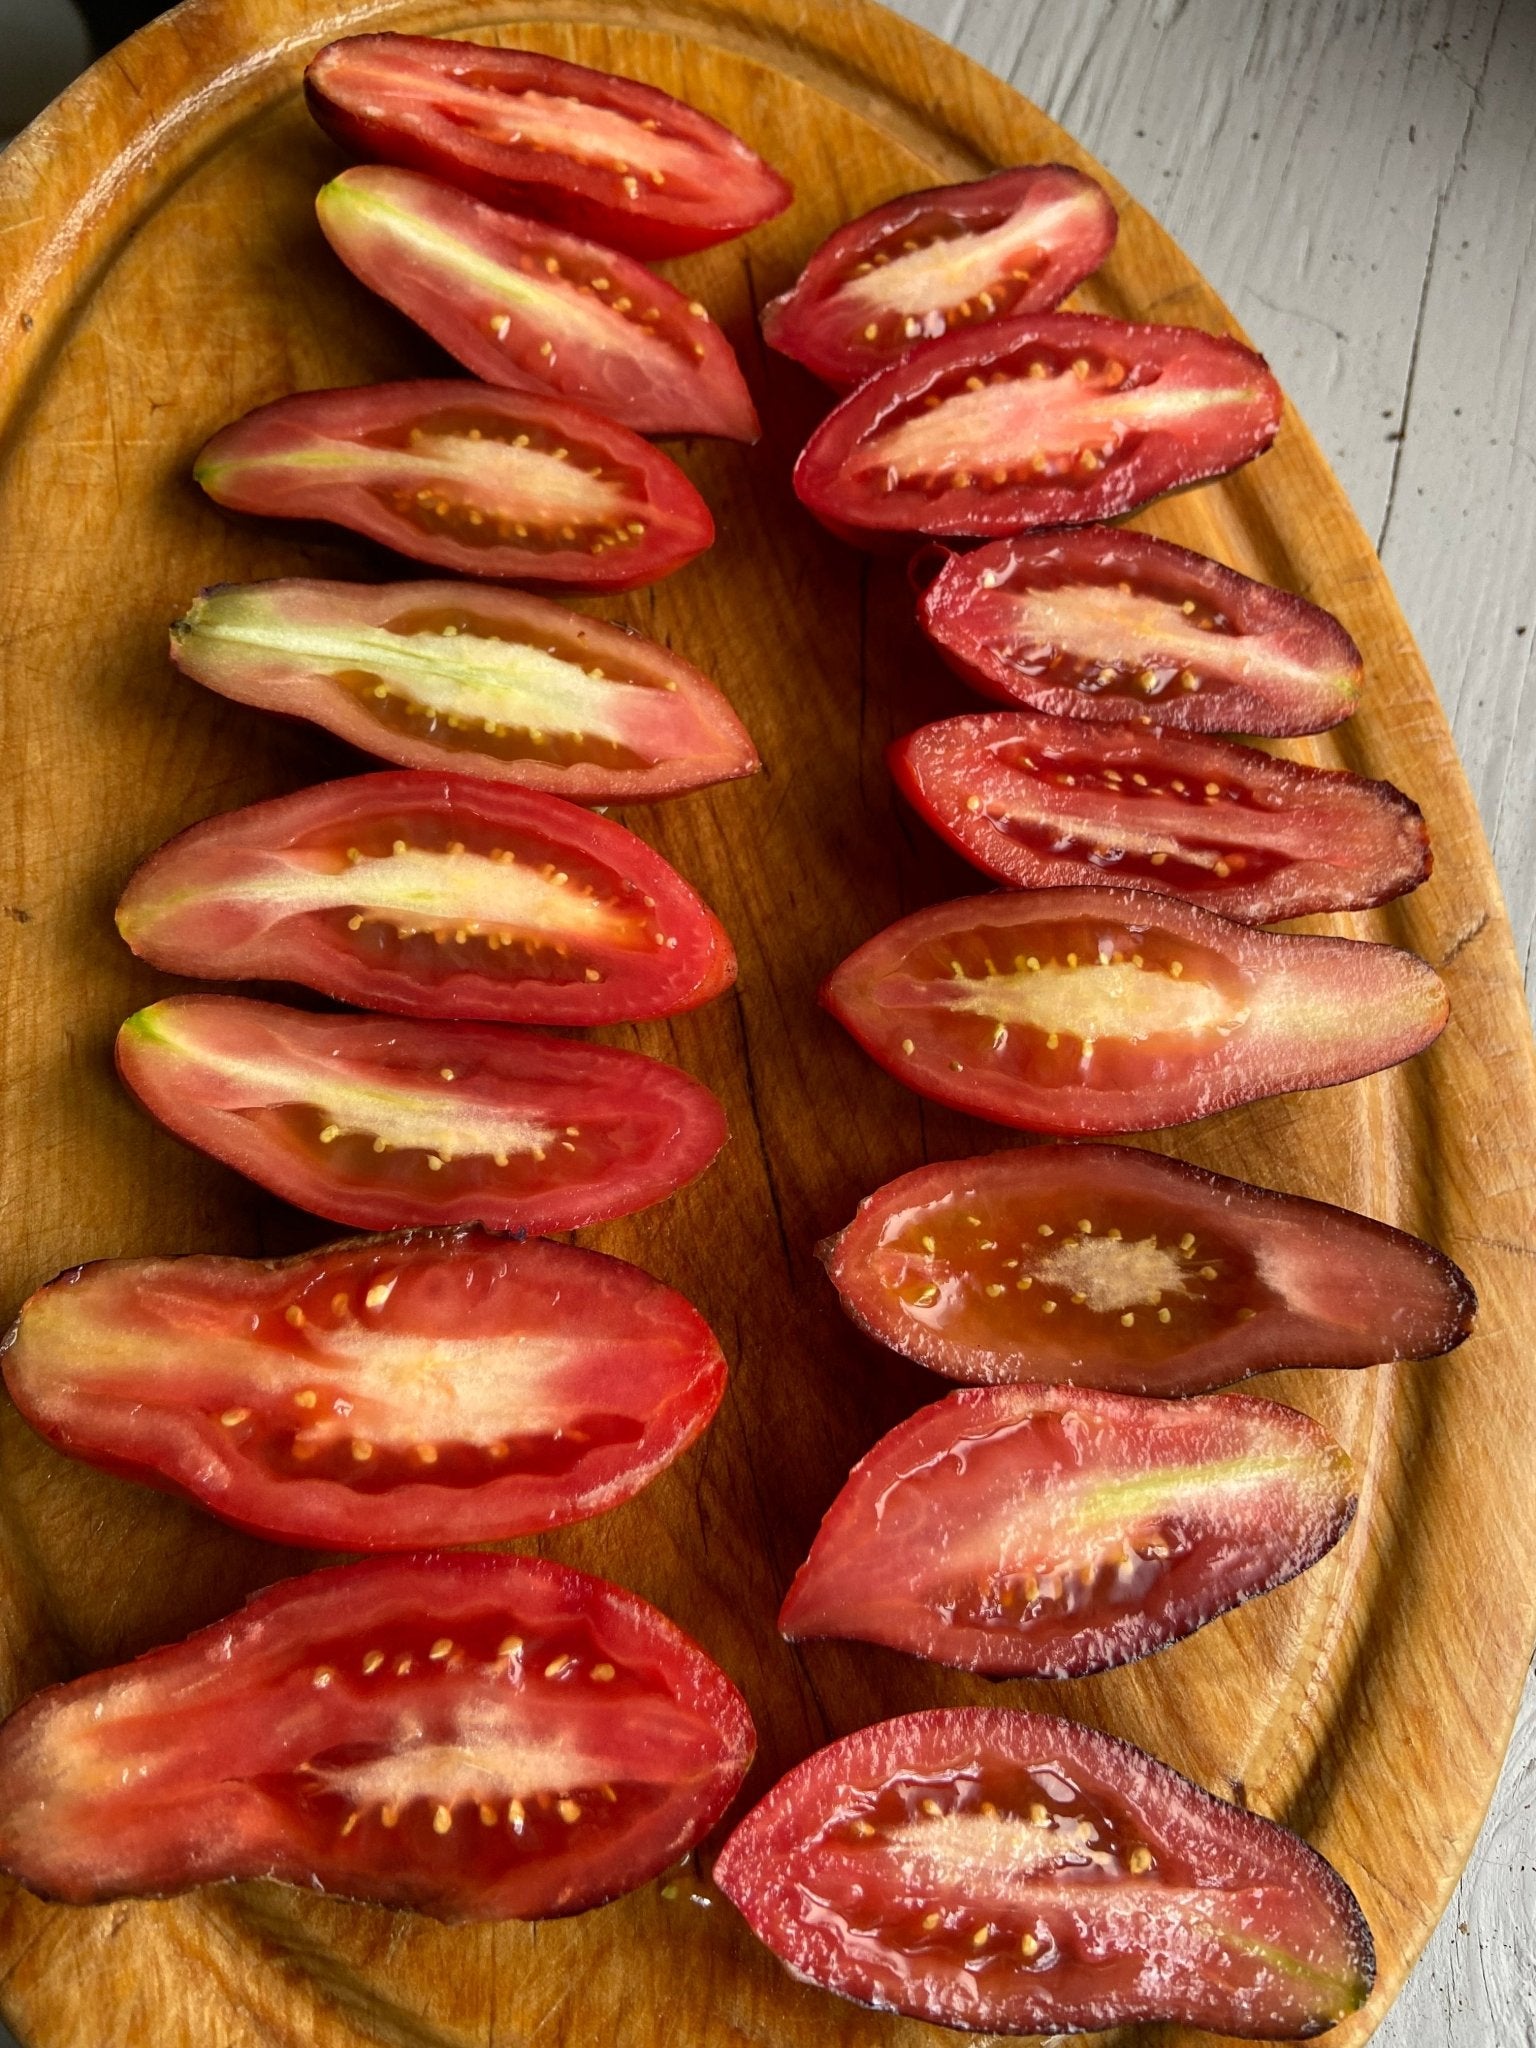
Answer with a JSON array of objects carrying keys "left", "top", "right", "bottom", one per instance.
[
  {"left": 714, "top": 1708, "right": 1374, "bottom": 2037},
  {"left": 305, "top": 35, "right": 792, "bottom": 259},
  {"left": 0, "top": 1553, "right": 755, "bottom": 1919},
  {"left": 823, "top": 1144, "right": 1476, "bottom": 1394}
]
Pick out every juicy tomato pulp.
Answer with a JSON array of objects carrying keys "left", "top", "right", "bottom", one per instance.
[
  {"left": 715, "top": 1708, "right": 1375, "bottom": 2037},
  {"left": 4, "top": 1231, "right": 727, "bottom": 1549},
  {"left": 763, "top": 164, "right": 1117, "bottom": 388},
  {"left": 918, "top": 527, "right": 1363, "bottom": 735},
  {"left": 170, "top": 579, "right": 759, "bottom": 804},
  {"left": 822, "top": 888, "right": 1448, "bottom": 1136},
  {"left": 823, "top": 1144, "right": 1476, "bottom": 1395},
  {"left": 317, "top": 167, "right": 759, "bottom": 441},
  {"left": 305, "top": 35, "right": 792, "bottom": 259},
  {"left": 115, "top": 997, "right": 727, "bottom": 1233},
  {"left": 116, "top": 772, "right": 735, "bottom": 1026},
  {"left": 793, "top": 314, "right": 1282, "bottom": 541},
  {"left": 891, "top": 711, "right": 1429, "bottom": 923},
  {"left": 0, "top": 1553, "right": 754, "bottom": 1919},
  {"left": 781, "top": 1385, "right": 1354, "bottom": 1678},
  {"left": 193, "top": 380, "right": 713, "bottom": 590}
]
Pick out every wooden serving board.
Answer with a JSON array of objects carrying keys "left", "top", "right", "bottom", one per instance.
[{"left": 1, "top": 3, "right": 1534, "bottom": 2043}]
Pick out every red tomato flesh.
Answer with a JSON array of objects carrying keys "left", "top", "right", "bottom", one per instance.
[
  {"left": 822, "top": 888, "right": 1448, "bottom": 1135},
  {"left": 305, "top": 35, "right": 792, "bottom": 259},
  {"left": 0, "top": 1553, "right": 754, "bottom": 1919},
  {"left": 193, "top": 381, "right": 713, "bottom": 590},
  {"left": 823, "top": 1144, "right": 1476, "bottom": 1395},
  {"left": 115, "top": 996, "right": 727, "bottom": 1233},
  {"left": 891, "top": 711, "right": 1429, "bottom": 923},
  {"left": 793, "top": 314, "right": 1282, "bottom": 541},
  {"left": 317, "top": 167, "right": 759, "bottom": 441},
  {"left": 714, "top": 1707, "right": 1374, "bottom": 2036},
  {"left": 3, "top": 1230, "right": 727, "bottom": 1550},
  {"left": 170, "top": 578, "right": 759, "bottom": 804},
  {"left": 918, "top": 527, "right": 1363, "bottom": 735},
  {"left": 763, "top": 165, "right": 1117, "bottom": 388},
  {"left": 115, "top": 771, "right": 735, "bottom": 1026}
]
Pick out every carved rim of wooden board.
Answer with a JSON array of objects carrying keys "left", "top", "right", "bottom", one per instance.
[{"left": 1, "top": 1, "right": 1535, "bottom": 2043}]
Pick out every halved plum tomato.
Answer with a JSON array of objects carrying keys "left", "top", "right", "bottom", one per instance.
[
  {"left": 714, "top": 1708, "right": 1374, "bottom": 2037},
  {"left": 823, "top": 1144, "right": 1476, "bottom": 1395},
  {"left": 115, "top": 996, "right": 727, "bottom": 1233},
  {"left": 305, "top": 35, "right": 792, "bottom": 259},
  {"left": 762, "top": 165, "right": 1117, "bottom": 388},
  {"left": 821, "top": 888, "right": 1447, "bottom": 1135},
  {"left": 794, "top": 313, "right": 1282, "bottom": 541},
  {"left": 170, "top": 578, "right": 759, "bottom": 803},
  {"left": 317, "top": 167, "right": 759, "bottom": 441},
  {"left": 890, "top": 712, "right": 1429, "bottom": 923},
  {"left": 3, "top": 1230, "right": 728, "bottom": 1550},
  {"left": 0, "top": 1552, "right": 755, "bottom": 1919},
  {"left": 115, "top": 771, "right": 735, "bottom": 1026},
  {"left": 193, "top": 381, "right": 713, "bottom": 590},
  {"left": 918, "top": 527, "right": 1363, "bottom": 735},
  {"left": 781, "top": 1385, "right": 1354, "bottom": 1679}
]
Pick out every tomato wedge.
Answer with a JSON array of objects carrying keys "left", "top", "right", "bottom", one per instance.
[
  {"left": 194, "top": 381, "right": 713, "bottom": 590},
  {"left": 170, "top": 578, "right": 759, "bottom": 803},
  {"left": 762, "top": 165, "right": 1117, "bottom": 388},
  {"left": 715, "top": 1708, "right": 1374, "bottom": 2037},
  {"left": 4, "top": 1230, "right": 727, "bottom": 1549},
  {"left": 0, "top": 1553, "right": 754, "bottom": 1919},
  {"left": 115, "top": 997, "right": 727, "bottom": 1233},
  {"left": 794, "top": 313, "right": 1282, "bottom": 541},
  {"left": 918, "top": 527, "right": 1363, "bottom": 735},
  {"left": 305, "top": 35, "right": 792, "bottom": 259},
  {"left": 116, "top": 772, "right": 735, "bottom": 1026},
  {"left": 823, "top": 1144, "right": 1476, "bottom": 1395},
  {"left": 316, "top": 167, "right": 759, "bottom": 441},
  {"left": 890, "top": 712, "right": 1429, "bottom": 923},
  {"left": 822, "top": 888, "right": 1448, "bottom": 1135}
]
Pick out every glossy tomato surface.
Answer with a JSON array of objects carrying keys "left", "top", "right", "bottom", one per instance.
[
  {"left": 115, "top": 996, "right": 727, "bottom": 1233},
  {"left": 170, "top": 578, "right": 759, "bottom": 804},
  {"left": 823, "top": 1144, "right": 1476, "bottom": 1394},
  {"left": 4, "top": 1230, "right": 727, "bottom": 1549},
  {"left": 918, "top": 527, "right": 1363, "bottom": 735},
  {"left": 891, "top": 711, "right": 1429, "bottom": 922},
  {"left": 822, "top": 888, "right": 1448, "bottom": 1135},
  {"left": 116, "top": 772, "right": 735, "bottom": 1026},
  {"left": 194, "top": 381, "right": 713, "bottom": 590},
  {"left": 306, "top": 35, "right": 792, "bottom": 258},
  {"left": 317, "top": 167, "right": 759, "bottom": 440},
  {"left": 715, "top": 1708, "right": 1375, "bottom": 2037},
  {"left": 0, "top": 1553, "right": 754, "bottom": 1919},
  {"left": 763, "top": 165, "right": 1116, "bottom": 387},
  {"left": 794, "top": 314, "right": 1282, "bottom": 541}
]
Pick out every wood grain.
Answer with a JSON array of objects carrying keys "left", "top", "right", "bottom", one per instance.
[{"left": 1, "top": 4, "right": 1534, "bottom": 2046}]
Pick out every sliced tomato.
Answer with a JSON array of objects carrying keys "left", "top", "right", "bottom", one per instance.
[
  {"left": 193, "top": 381, "right": 713, "bottom": 590},
  {"left": 115, "top": 996, "right": 727, "bottom": 1233},
  {"left": 0, "top": 1553, "right": 754, "bottom": 1918},
  {"left": 890, "top": 712, "right": 1429, "bottom": 922},
  {"left": 305, "top": 35, "right": 792, "bottom": 259},
  {"left": 169, "top": 578, "right": 759, "bottom": 804},
  {"left": 3, "top": 1230, "right": 727, "bottom": 1549},
  {"left": 918, "top": 527, "right": 1363, "bottom": 735},
  {"left": 714, "top": 1708, "right": 1374, "bottom": 2036},
  {"left": 794, "top": 313, "right": 1282, "bottom": 541},
  {"left": 115, "top": 771, "right": 735, "bottom": 1026},
  {"left": 823, "top": 1144, "right": 1476, "bottom": 1395},
  {"left": 316, "top": 167, "right": 759, "bottom": 441},
  {"left": 763, "top": 165, "right": 1116, "bottom": 388},
  {"left": 821, "top": 888, "right": 1447, "bottom": 1136}
]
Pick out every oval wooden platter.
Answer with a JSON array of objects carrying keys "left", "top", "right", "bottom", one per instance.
[{"left": 2, "top": 3, "right": 1534, "bottom": 2043}]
